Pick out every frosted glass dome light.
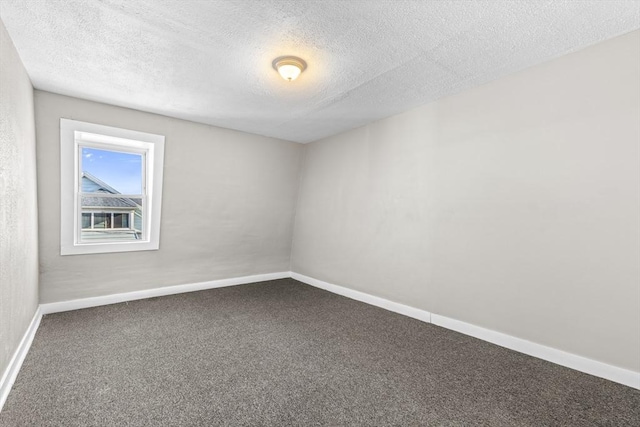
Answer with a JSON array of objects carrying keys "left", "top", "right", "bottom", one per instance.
[{"left": 272, "top": 56, "right": 307, "bottom": 81}]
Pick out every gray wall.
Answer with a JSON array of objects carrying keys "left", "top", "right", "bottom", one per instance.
[
  {"left": 35, "top": 91, "right": 304, "bottom": 303},
  {"left": 0, "top": 19, "right": 39, "bottom": 378},
  {"left": 292, "top": 30, "right": 640, "bottom": 372}
]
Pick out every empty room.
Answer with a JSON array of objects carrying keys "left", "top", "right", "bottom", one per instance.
[{"left": 1, "top": 0, "right": 639, "bottom": 425}]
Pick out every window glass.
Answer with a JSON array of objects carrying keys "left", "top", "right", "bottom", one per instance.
[
  {"left": 81, "top": 147, "right": 143, "bottom": 194},
  {"left": 113, "top": 213, "right": 129, "bottom": 229},
  {"left": 93, "top": 213, "right": 109, "bottom": 229},
  {"left": 79, "top": 146, "right": 143, "bottom": 242},
  {"left": 81, "top": 213, "right": 91, "bottom": 229}
]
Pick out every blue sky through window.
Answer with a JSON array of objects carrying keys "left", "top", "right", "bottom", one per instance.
[{"left": 82, "top": 147, "right": 142, "bottom": 194}]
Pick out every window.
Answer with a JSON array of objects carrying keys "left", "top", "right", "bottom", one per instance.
[{"left": 60, "top": 119, "right": 165, "bottom": 255}]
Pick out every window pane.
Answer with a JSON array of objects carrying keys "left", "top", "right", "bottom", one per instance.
[
  {"left": 113, "top": 213, "right": 129, "bottom": 229},
  {"left": 81, "top": 147, "right": 143, "bottom": 194},
  {"left": 93, "top": 213, "right": 110, "bottom": 229},
  {"left": 80, "top": 196, "right": 143, "bottom": 242},
  {"left": 81, "top": 213, "right": 91, "bottom": 229}
]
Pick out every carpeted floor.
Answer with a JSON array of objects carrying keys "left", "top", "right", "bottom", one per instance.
[{"left": 1, "top": 279, "right": 639, "bottom": 426}]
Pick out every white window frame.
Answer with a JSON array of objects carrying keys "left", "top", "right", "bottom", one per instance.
[{"left": 60, "top": 119, "right": 165, "bottom": 255}]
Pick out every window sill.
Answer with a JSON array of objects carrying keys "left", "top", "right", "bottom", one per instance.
[{"left": 60, "top": 240, "right": 160, "bottom": 256}]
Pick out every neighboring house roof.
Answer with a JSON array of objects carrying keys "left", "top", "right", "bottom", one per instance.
[{"left": 81, "top": 172, "right": 140, "bottom": 209}]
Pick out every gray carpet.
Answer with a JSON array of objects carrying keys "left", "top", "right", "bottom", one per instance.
[{"left": 1, "top": 279, "right": 639, "bottom": 426}]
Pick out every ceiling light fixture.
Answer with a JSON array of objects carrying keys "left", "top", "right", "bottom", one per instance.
[{"left": 272, "top": 56, "right": 307, "bottom": 81}]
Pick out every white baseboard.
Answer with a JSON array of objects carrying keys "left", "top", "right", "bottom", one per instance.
[
  {"left": 291, "top": 272, "right": 432, "bottom": 324},
  {"left": 40, "top": 271, "right": 290, "bottom": 314},
  {"left": 430, "top": 314, "right": 640, "bottom": 390},
  {"left": 290, "top": 271, "right": 640, "bottom": 390},
  {"left": 0, "top": 307, "right": 42, "bottom": 412},
  {"left": 3, "top": 270, "right": 637, "bottom": 415}
]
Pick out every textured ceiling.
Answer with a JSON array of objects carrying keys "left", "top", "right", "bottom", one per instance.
[{"left": 1, "top": 1, "right": 639, "bottom": 143}]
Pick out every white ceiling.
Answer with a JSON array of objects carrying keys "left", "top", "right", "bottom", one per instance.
[{"left": 1, "top": 1, "right": 639, "bottom": 143}]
